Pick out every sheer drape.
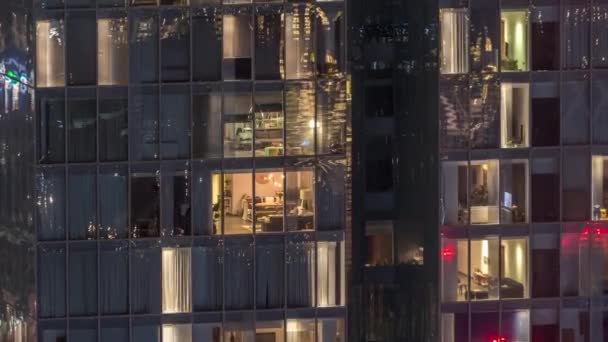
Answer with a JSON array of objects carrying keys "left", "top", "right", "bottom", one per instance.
[
  {"left": 317, "top": 241, "right": 337, "bottom": 307},
  {"left": 69, "top": 245, "right": 97, "bottom": 316},
  {"left": 225, "top": 240, "right": 254, "bottom": 309},
  {"left": 193, "top": 244, "right": 223, "bottom": 310},
  {"left": 131, "top": 247, "right": 161, "bottom": 314},
  {"left": 440, "top": 9, "right": 469, "bottom": 74},
  {"left": 38, "top": 247, "right": 65, "bottom": 318},
  {"left": 162, "top": 247, "right": 192, "bottom": 313},
  {"left": 256, "top": 240, "right": 284, "bottom": 309},
  {"left": 162, "top": 324, "right": 192, "bottom": 342},
  {"left": 99, "top": 169, "right": 128, "bottom": 239},
  {"left": 98, "top": 17, "right": 129, "bottom": 86},
  {"left": 36, "top": 19, "right": 65, "bottom": 87},
  {"left": 287, "top": 241, "right": 315, "bottom": 307},
  {"left": 100, "top": 243, "right": 128, "bottom": 314},
  {"left": 68, "top": 168, "right": 96, "bottom": 240},
  {"left": 316, "top": 161, "right": 345, "bottom": 231},
  {"left": 563, "top": 6, "right": 590, "bottom": 69}
]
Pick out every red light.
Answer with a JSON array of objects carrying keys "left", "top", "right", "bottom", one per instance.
[{"left": 441, "top": 246, "right": 455, "bottom": 260}]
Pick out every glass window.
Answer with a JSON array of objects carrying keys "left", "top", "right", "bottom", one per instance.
[
  {"left": 562, "top": 227, "right": 590, "bottom": 297},
  {"left": 37, "top": 89, "right": 65, "bottom": 164},
  {"left": 317, "top": 79, "right": 346, "bottom": 155},
  {"left": 561, "top": 307, "right": 590, "bottom": 342},
  {"left": 316, "top": 160, "right": 345, "bottom": 231},
  {"left": 592, "top": 72, "right": 608, "bottom": 144},
  {"left": 500, "top": 82, "right": 529, "bottom": 148},
  {"left": 469, "top": 160, "right": 499, "bottom": 225},
  {"left": 318, "top": 318, "right": 344, "bottom": 342},
  {"left": 256, "top": 320, "right": 284, "bottom": 342},
  {"left": 531, "top": 153, "right": 560, "bottom": 222},
  {"left": 531, "top": 80, "right": 559, "bottom": 147},
  {"left": 562, "top": 72, "right": 590, "bottom": 145},
  {"left": 532, "top": 308, "right": 559, "bottom": 341},
  {"left": 161, "top": 0, "right": 189, "bottom": 4},
  {"left": 317, "top": 236, "right": 345, "bottom": 307},
  {"left": 193, "top": 161, "right": 221, "bottom": 236},
  {"left": 256, "top": 236, "right": 284, "bottom": 309},
  {"left": 193, "top": 7, "right": 222, "bottom": 82},
  {"left": 163, "top": 324, "right": 192, "bottom": 342},
  {"left": 316, "top": 3, "right": 345, "bottom": 76},
  {"left": 69, "top": 320, "right": 97, "bottom": 341},
  {"left": 36, "top": 17, "right": 65, "bottom": 88},
  {"left": 131, "top": 164, "right": 160, "bottom": 238},
  {"left": 287, "top": 234, "right": 315, "bottom": 307},
  {"left": 531, "top": 232, "right": 560, "bottom": 297},
  {"left": 441, "top": 234, "right": 467, "bottom": 302},
  {"left": 36, "top": 0, "right": 64, "bottom": 9},
  {"left": 161, "top": 10, "right": 190, "bottom": 82},
  {"left": 365, "top": 84, "right": 393, "bottom": 118},
  {"left": 286, "top": 82, "right": 315, "bottom": 156},
  {"left": 131, "top": 0, "right": 159, "bottom": 5},
  {"left": 130, "top": 11, "right": 158, "bottom": 83},
  {"left": 286, "top": 168, "right": 315, "bottom": 231},
  {"left": 469, "top": 237, "right": 499, "bottom": 300},
  {"left": 192, "top": 239, "right": 223, "bottom": 311},
  {"left": 225, "top": 237, "right": 254, "bottom": 310},
  {"left": 563, "top": 1, "right": 590, "bottom": 70},
  {"left": 563, "top": 149, "right": 590, "bottom": 221},
  {"left": 365, "top": 136, "right": 393, "bottom": 193},
  {"left": 287, "top": 319, "right": 315, "bottom": 342},
  {"left": 193, "top": 85, "right": 222, "bottom": 159},
  {"left": 441, "top": 161, "right": 468, "bottom": 226},
  {"left": 470, "top": 0, "right": 499, "bottom": 72},
  {"left": 160, "top": 85, "right": 190, "bottom": 159},
  {"left": 66, "top": 0, "right": 94, "bottom": 7},
  {"left": 223, "top": 171, "right": 253, "bottom": 234},
  {"left": 501, "top": 9, "right": 529, "bottom": 72},
  {"left": 67, "top": 88, "right": 96, "bottom": 162},
  {"left": 470, "top": 311, "right": 498, "bottom": 342},
  {"left": 501, "top": 238, "right": 528, "bottom": 299},
  {"left": 500, "top": 160, "right": 528, "bottom": 224},
  {"left": 131, "top": 242, "right": 161, "bottom": 314},
  {"left": 286, "top": 4, "right": 314, "bottom": 79},
  {"left": 224, "top": 84, "right": 253, "bottom": 158},
  {"left": 161, "top": 162, "right": 191, "bottom": 236},
  {"left": 225, "top": 313, "right": 254, "bottom": 342},
  {"left": 223, "top": 9, "right": 252, "bottom": 80},
  {"left": 69, "top": 242, "right": 97, "bottom": 316},
  {"left": 99, "top": 87, "right": 128, "bottom": 162},
  {"left": 365, "top": 221, "right": 394, "bottom": 266},
  {"left": 254, "top": 170, "right": 284, "bottom": 233},
  {"left": 592, "top": 157, "right": 608, "bottom": 221},
  {"left": 254, "top": 84, "right": 284, "bottom": 157},
  {"left": 162, "top": 247, "right": 192, "bottom": 313},
  {"left": 67, "top": 12, "right": 96, "bottom": 86},
  {"left": 469, "top": 74, "right": 499, "bottom": 149},
  {"left": 129, "top": 86, "right": 159, "bottom": 161},
  {"left": 440, "top": 75, "right": 469, "bottom": 149},
  {"left": 99, "top": 166, "right": 128, "bottom": 239},
  {"left": 193, "top": 322, "right": 222, "bottom": 342},
  {"left": 101, "top": 319, "right": 129, "bottom": 342},
  {"left": 37, "top": 167, "right": 66, "bottom": 241},
  {"left": 99, "top": 0, "right": 127, "bottom": 7},
  {"left": 132, "top": 317, "right": 160, "bottom": 342},
  {"left": 255, "top": 6, "right": 283, "bottom": 80},
  {"left": 441, "top": 308, "right": 468, "bottom": 342},
  {"left": 38, "top": 245, "right": 66, "bottom": 318},
  {"left": 100, "top": 242, "right": 128, "bottom": 315},
  {"left": 593, "top": 3, "right": 608, "bottom": 69},
  {"left": 98, "top": 16, "right": 129, "bottom": 86},
  {"left": 440, "top": 8, "right": 469, "bottom": 74},
  {"left": 531, "top": 6, "right": 559, "bottom": 70},
  {"left": 68, "top": 166, "right": 96, "bottom": 240}
]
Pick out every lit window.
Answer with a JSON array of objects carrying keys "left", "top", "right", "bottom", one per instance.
[
  {"left": 255, "top": 320, "right": 284, "bottom": 342},
  {"left": 254, "top": 170, "right": 285, "bottom": 233},
  {"left": 500, "top": 83, "right": 529, "bottom": 148},
  {"left": 500, "top": 160, "right": 529, "bottom": 224},
  {"left": 317, "top": 239, "right": 345, "bottom": 307},
  {"left": 501, "top": 10, "right": 529, "bottom": 72},
  {"left": 317, "top": 318, "right": 344, "bottom": 342},
  {"left": 286, "top": 5, "right": 314, "bottom": 79},
  {"left": 223, "top": 11, "right": 252, "bottom": 80},
  {"left": 592, "top": 155, "right": 608, "bottom": 221},
  {"left": 441, "top": 235, "right": 467, "bottom": 302},
  {"left": 286, "top": 82, "right": 315, "bottom": 156},
  {"left": 440, "top": 8, "right": 469, "bottom": 74},
  {"left": 254, "top": 87, "right": 284, "bottom": 157},
  {"left": 161, "top": 247, "right": 192, "bottom": 313},
  {"left": 470, "top": 237, "right": 499, "bottom": 300},
  {"left": 501, "top": 238, "right": 528, "bottom": 299},
  {"left": 286, "top": 169, "right": 315, "bottom": 231},
  {"left": 365, "top": 221, "right": 394, "bottom": 266},
  {"left": 98, "top": 17, "right": 128, "bottom": 85},
  {"left": 287, "top": 319, "right": 315, "bottom": 342},
  {"left": 222, "top": 171, "right": 253, "bottom": 235},
  {"left": 162, "top": 324, "right": 192, "bottom": 342},
  {"left": 36, "top": 18, "right": 65, "bottom": 88},
  {"left": 223, "top": 85, "right": 253, "bottom": 158}
]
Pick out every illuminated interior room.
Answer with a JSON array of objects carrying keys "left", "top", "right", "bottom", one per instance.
[
  {"left": 500, "top": 83, "right": 529, "bottom": 148},
  {"left": 592, "top": 155, "right": 608, "bottom": 221},
  {"left": 439, "top": 8, "right": 469, "bottom": 74},
  {"left": 501, "top": 10, "right": 529, "bottom": 72}
]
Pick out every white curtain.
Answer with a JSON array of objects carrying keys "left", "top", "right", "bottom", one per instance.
[
  {"left": 162, "top": 324, "right": 192, "bottom": 342},
  {"left": 36, "top": 19, "right": 65, "bottom": 87},
  {"left": 98, "top": 18, "right": 129, "bottom": 86},
  {"left": 286, "top": 320, "right": 315, "bottom": 342},
  {"left": 440, "top": 9, "right": 469, "bottom": 74},
  {"left": 162, "top": 247, "right": 192, "bottom": 313},
  {"left": 317, "top": 241, "right": 339, "bottom": 307}
]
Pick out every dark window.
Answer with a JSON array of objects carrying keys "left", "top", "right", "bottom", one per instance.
[
  {"left": 129, "top": 87, "right": 159, "bottom": 161},
  {"left": 531, "top": 154, "right": 560, "bottom": 222},
  {"left": 160, "top": 85, "right": 190, "bottom": 159},
  {"left": 192, "top": 239, "right": 223, "bottom": 310},
  {"left": 193, "top": 7, "right": 222, "bottom": 81},
  {"left": 532, "top": 309, "right": 559, "bottom": 342},
  {"left": 161, "top": 9, "right": 190, "bottom": 82},
  {"left": 532, "top": 82, "right": 560, "bottom": 147},
  {"left": 101, "top": 319, "right": 129, "bottom": 342},
  {"left": 532, "top": 6, "right": 559, "bottom": 70},
  {"left": 131, "top": 164, "right": 160, "bottom": 238},
  {"left": 193, "top": 85, "right": 222, "bottom": 159},
  {"left": 532, "top": 233, "right": 560, "bottom": 297},
  {"left": 563, "top": 149, "right": 590, "bottom": 221},
  {"left": 69, "top": 242, "right": 97, "bottom": 316},
  {"left": 316, "top": 3, "right": 345, "bottom": 76},
  {"left": 365, "top": 136, "right": 393, "bottom": 193},
  {"left": 68, "top": 167, "right": 96, "bottom": 240},
  {"left": 38, "top": 245, "right": 66, "bottom": 318},
  {"left": 130, "top": 244, "right": 161, "bottom": 314},
  {"left": 286, "top": 234, "right": 315, "bottom": 307},
  {"left": 563, "top": 2, "right": 590, "bottom": 70},
  {"left": 256, "top": 236, "right": 284, "bottom": 309},
  {"left": 66, "top": 12, "right": 96, "bottom": 85},
  {"left": 132, "top": 317, "right": 160, "bottom": 342},
  {"left": 99, "top": 87, "right": 128, "bottom": 162},
  {"left": 100, "top": 242, "right": 129, "bottom": 315},
  {"left": 223, "top": 8, "right": 252, "bottom": 80},
  {"left": 37, "top": 89, "right": 65, "bottom": 164},
  {"left": 592, "top": 73, "right": 608, "bottom": 144},
  {"left": 67, "top": 88, "right": 96, "bottom": 162},
  {"left": 66, "top": 0, "right": 94, "bottom": 7},
  {"left": 316, "top": 159, "right": 345, "bottom": 231},
  {"left": 440, "top": 75, "right": 469, "bottom": 149},
  {"left": 255, "top": 6, "right": 283, "bottom": 80},
  {"left": 99, "top": 166, "right": 128, "bottom": 240},
  {"left": 161, "top": 162, "right": 191, "bottom": 236},
  {"left": 470, "top": 0, "right": 499, "bottom": 72},
  {"left": 130, "top": 11, "right": 159, "bottom": 83},
  {"left": 469, "top": 74, "right": 499, "bottom": 149},
  {"left": 37, "top": 167, "right": 66, "bottom": 241},
  {"left": 562, "top": 73, "right": 590, "bottom": 145},
  {"left": 225, "top": 237, "right": 254, "bottom": 310},
  {"left": 69, "top": 320, "right": 97, "bottom": 341},
  {"left": 366, "top": 85, "right": 393, "bottom": 118}
]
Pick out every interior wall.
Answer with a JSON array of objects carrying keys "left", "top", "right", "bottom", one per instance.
[{"left": 502, "top": 239, "right": 527, "bottom": 285}]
